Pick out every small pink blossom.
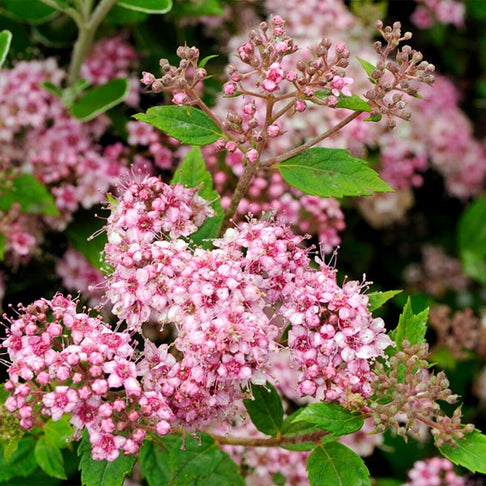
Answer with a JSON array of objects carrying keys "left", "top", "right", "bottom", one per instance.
[
  {"left": 223, "top": 82, "right": 237, "bottom": 95},
  {"left": 330, "top": 75, "right": 354, "bottom": 97}
]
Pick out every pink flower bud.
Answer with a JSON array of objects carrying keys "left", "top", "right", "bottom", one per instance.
[
  {"left": 223, "top": 82, "right": 237, "bottom": 95},
  {"left": 141, "top": 71, "right": 155, "bottom": 85},
  {"left": 247, "top": 148, "right": 259, "bottom": 163},
  {"left": 294, "top": 99, "right": 306, "bottom": 111},
  {"left": 267, "top": 124, "right": 280, "bottom": 137},
  {"left": 172, "top": 92, "right": 187, "bottom": 105}
]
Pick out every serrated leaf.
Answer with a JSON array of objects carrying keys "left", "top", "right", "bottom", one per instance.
[
  {"left": 43, "top": 417, "right": 73, "bottom": 449},
  {"left": 172, "top": 146, "right": 219, "bottom": 202},
  {"left": 439, "top": 430, "right": 486, "bottom": 474},
  {"left": 169, "top": 433, "right": 244, "bottom": 485},
  {"left": 307, "top": 442, "right": 371, "bottom": 486},
  {"left": 392, "top": 297, "right": 428, "bottom": 351},
  {"left": 133, "top": 105, "right": 223, "bottom": 146},
  {"left": 34, "top": 437, "right": 66, "bottom": 480},
  {"left": 276, "top": 147, "right": 392, "bottom": 198},
  {"left": 4, "top": 0, "right": 57, "bottom": 23},
  {"left": 0, "top": 173, "right": 59, "bottom": 216},
  {"left": 71, "top": 78, "right": 129, "bottom": 121},
  {"left": 0, "top": 438, "right": 37, "bottom": 481},
  {"left": 78, "top": 432, "right": 136, "bottom": 486},
  {"left": 291, "top": 402, "right": 364, "bottom": 437},
  {"left": 171, "top": 146, "right": 223, "bottom": 247},
  {"left": 139, "top": 437, "right": 178, "bottom": 486},
  {"left": 243, "top": 382, "right": 284, "bottom": 437},
  {"left": 457, "top": 195, "right": 486, "bottom": 284},
  {"left": 357, "top": 56, "right": 377, "bottom": 83},
  {"left": 335, "top": 94, "right": 371, "bottom": 112},
  {"left": 0, "top": 30, "right": 12, "bottom": 68},
  {"left": 116, "top": 0, "right": 172, "bottom": 13},
  {"left": 368, "top": 290, "right": 402, "bottom": 312}
]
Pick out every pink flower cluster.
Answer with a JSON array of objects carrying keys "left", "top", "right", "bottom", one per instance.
[
  {"left": 80, "top": 35, "right": 140, "bottom": 106},
  {"left": 281, "top": 266, "right": 391, "bottom": 405},
  {"left": 411, "top": 0, "right": 465, "bottom": 29},
  {"left": 104, "top": 176, "right": 391, "bottom": 416},
  {"left": 2, "top": 294, "right": 173, "bottom": 461},
  {"left": 405, "top": 457, "right": 466, "bottom": 486}
]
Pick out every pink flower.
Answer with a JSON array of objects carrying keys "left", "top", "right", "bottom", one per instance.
[
  {"left": 172, "top": 92, "right": 187, "bottom": 105},
  {"left": 247, "top": 148, "right": 258, "bottom": 163},
  {"left": 223, "top": 82, "right": 237, "bottom": 95},
  {"left": 330, "top": 75, "right": 354, "bottom": 97},
  {"left": 263, "top": 63, "right": 284, "bottom": 92}
]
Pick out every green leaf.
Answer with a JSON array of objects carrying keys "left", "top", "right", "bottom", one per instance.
[
  {"left": 356, "top": 56, "right": 377, "bottom": 83},
  {"left": 373, "top": 480, "right": 403, "bottom": 486},
  {"left": 139, "top": 437, "right": 178, "bottom": 486},
  {"left": 169, "top": 433, "right": 245, "bottom": 485},
  {"left": 439, "top": 430, "right": 486, "bottom": 474},
  {"left": 307, "top": 442, "right": 371, "bottom": 486},
  {"left": 0, "top": 30, "right": 12, "bottom": 68},
  {"left": 43, "top": 417, "right": 73, "bottom": 449},
  {"left": 71, "top": 78, "right": 129, "bottom": 121},
  {"left": 243, "top": 382, "right": 284, "bottom": 437},
  {"left": 291, "top": 402, "right": 364, "bottom": 437},
  {"left": 65, "top": 210, "right": 107, "bottom": 270},
  {"left": 276, "top": 147, "right": 392, "bottom": 198},
  {"left": 171, "top": 0, "right": 223, "bottom": 17},
  {"left": 172, "top": 146, "right": 218, "bottom": 202},
  {"left": 335, "top": 94, "right": 371, "bottom": 112},
  {"left": 199, "top": 54, "right": 218, "bottom": 68},
  {"left": 0, "top": 173, "right": 59, "bottom": 216},
  {"left": 41, "top": 81, "right": 63, "bottom": 97},
  {"left": 0, "top": 438, "right": 37, "bottom": 481},
  {"left": 116, "top": 0, "right": 172, "bottom": 13},
  {"left": 133, "top": 105, "right": 223, "bottom": 146},
  {"left": 106, "top": 4, "right": 148, "bottom": 24},
  {"left": 0, "top": 232, "right": 5, "bottom": 260},
  {"left": 34, "top": 437, "right": 66, "bottom": 480},
  {"left": 391, "top": 297, "right": 428, "bottom": 350},
  {"left": 171, "top": 146, "right": 224, "bottom": 248},
  {"left": 3, "top": 0, "right": 57, "bottom": 23},
  {"left": 457, "top": 195, "right": 486, "bottom": 284},
  {"left": 281, "top": 409, "right": 322, "bottom": 451},
  {"left": 78, "top": 432, "right": 136, "bottom": 486},
  {"left": 367, "top": 290, "right": 402, "bottom": 312}
]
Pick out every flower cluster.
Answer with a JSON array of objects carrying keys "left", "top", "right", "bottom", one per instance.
[
  {"left": 2, "top": 294, "right": 173, "bottom": 461},
  {"left": 103, "top": 176, "right": 391, "bottom": 423},
  {"left": 411, "top": 0, "right": 465, "bottom": 29},
  {"left": 370, "top": 342, "right": 474, "bottom": 446},
  {"left": 405, "top": 456, "right": 466, "bottom": 486}
]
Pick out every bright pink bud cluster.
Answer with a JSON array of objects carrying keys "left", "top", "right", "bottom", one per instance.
[{"left": 2, "top": 294, "right": 173, "bottom": 461}]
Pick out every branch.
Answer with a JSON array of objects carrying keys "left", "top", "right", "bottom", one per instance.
[
  {"left": 211, "top": 430, "right": 328, "bottom": 448},
  {"left": 260, "top": 110, "right": 363, "bottom": 167}
]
